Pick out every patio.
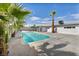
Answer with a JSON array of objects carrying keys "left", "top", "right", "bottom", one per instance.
[{"left": 8, "top": 33, "right": 79, "bottom": 56}]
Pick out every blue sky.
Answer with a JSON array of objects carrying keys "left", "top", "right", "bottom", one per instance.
[{"left": 23, "top": 3, "right": 79, "bottom": 25}]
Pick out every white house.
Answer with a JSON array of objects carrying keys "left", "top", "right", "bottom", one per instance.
[
  {"left": 24, "top": 23, "right": 79, "bottom": 35},
  {"left": 47, "top": 23, "right": 79, "bottom": 35}
]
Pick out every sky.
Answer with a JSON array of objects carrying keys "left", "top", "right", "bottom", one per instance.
[{"left": 22, "top": 3, "right": 79, "bottom": 25}]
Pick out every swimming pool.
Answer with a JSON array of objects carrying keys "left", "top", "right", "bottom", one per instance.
[{"left": 20, "top": 32, "right": 49, "bottom": 44}]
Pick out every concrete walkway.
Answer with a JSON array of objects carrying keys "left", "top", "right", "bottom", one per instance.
[
  {"left": 8, "top": 32, "right": 79, "bottom": 56},
  {"left": 37, "top": 33, "right": 79, "bottom": 56},
  {"left": 8, "top": 38, "right": 38, "bottom": 56}
]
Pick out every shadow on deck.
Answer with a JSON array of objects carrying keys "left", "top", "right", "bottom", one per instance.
[{"left": 38, "top": 42, "right": 77, "bottom": 56}]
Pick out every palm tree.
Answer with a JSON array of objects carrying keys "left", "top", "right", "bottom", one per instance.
[
  {"left": 10, "top": 4, "right": 31, "bottom": 31},
  {"left": 0, "top": 3, "right": 31, "bottom": 55},
  {"left": 58, "top": 20, "right": 64, "bottom": 25},
  {"left": 50, "top": 10, "right": 56, "bottom": 33}
]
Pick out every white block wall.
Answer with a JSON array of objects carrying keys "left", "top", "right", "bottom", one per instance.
[
  {"left": 47, "top": 26, "right": 79, "bottom": 35},
  {"left": 57, "top": 26, "right": 79, "bottom": 35},
  {"left": 47, "top": 27, "right": 57, "bottom": 32},
  {"left": 47, "top": 27, "right": 52, "bottom": 32}
]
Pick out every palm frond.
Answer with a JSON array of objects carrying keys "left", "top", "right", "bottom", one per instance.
[
  {"left": 0, "top": 15, "right": 8, "bottom": 21},
  {"left": 0, "top": 3, "right": 10, "bottom": 12}
]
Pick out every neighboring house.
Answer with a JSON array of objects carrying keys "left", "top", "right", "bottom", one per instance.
[
  {"left": 23, "top": 24, "right": 51, "bottom": 32},
  {"left": 47, "top": 23, "right": 79, "bottom": 35},
  {"left": 24, "top": 23, "right": 79, "bottom": 35},
  {"left": 32, "top": 24, "right": 51, "bottom": 32},
  {"left": 36, "top": 26, "right": 51, "bottom": 32}
]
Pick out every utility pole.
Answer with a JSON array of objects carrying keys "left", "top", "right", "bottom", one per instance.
[{"left": 50, "top": 10, "right": 56, "bottom": 33}]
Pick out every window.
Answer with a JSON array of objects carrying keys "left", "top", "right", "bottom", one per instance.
[{"left": 64, "top": 26, "right": 75, "bottom": 29}]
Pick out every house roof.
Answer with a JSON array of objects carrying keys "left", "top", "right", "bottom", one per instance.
[
  {"left": 55, "top": 23, "right": 79, "bottom": 27},
  {"left": 25, "top": 23, "right": 79, "bottom": 27},
  {"left": 35, "top": 23, "right": 79, "bottom": 27}
]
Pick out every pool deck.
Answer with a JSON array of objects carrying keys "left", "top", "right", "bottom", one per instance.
[{"left": 8, "top": 32, "right": 79, "bottom": 56}]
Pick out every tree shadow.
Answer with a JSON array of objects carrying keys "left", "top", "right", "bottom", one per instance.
[
  {"left": 52, "top": 43, "right": 68, "bottom": 50},
  {"left": 38, "top": 42, "right": 77, "bottom": 56}
]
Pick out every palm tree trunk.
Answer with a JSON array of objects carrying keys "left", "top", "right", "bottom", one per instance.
[
  {"left": 2, "top": 36, "right": 8, "bottom": 56},
  {"left": 3, "top": 43, "right": 7, "bottom": 56},
  {"left": 52, "top": 16, "right": 54, "bottom": 33}
]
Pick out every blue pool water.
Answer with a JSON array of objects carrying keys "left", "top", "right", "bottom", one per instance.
[{"left": 20, "top": 32, "right": 49, "bottom": 44}]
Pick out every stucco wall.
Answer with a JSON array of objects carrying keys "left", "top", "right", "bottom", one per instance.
[
  {"left": 57, "top": 26, "right": 79, "bottom": 35},
  {"left": 47, "top": 26, "right": 79, "bottom": 35},
  {"left": 47, "top": 27, "right": 52, "bottom": 32},
  {"left": 47, "top": 27, "right": 57, "bottom": 32}
]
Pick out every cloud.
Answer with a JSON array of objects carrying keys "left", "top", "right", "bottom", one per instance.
[
  {"left": 56, "top": 16, "right": 66, "bottom": 20},
  {"left": 41, "top": 21, "right": 52, "bottom": 24},
  {"left": 43, "top": 18, "right": 51, "bottom": 21},
  {"left": 64, "top": 20, "right": 79, "bottom": 24},
  {"left": 27, "top": 13, "right": 79, "bottom": 25},
  {"left": 29, "top": 16, "right": 40, "bottom": 21},
  {"left": 56, "top": 13, "right": 79, "bottom": 24},
  {"left": 57, "top": 13, "right": 79, "bottom": 20},
  {"left": 28, "top": 16, "right": 52, "bottom": 24},
  {"left": 70, "top": 13, "right": 79, "bottom": 19},
  {"left": 29, "top": 17, "right": 51, "bottom": 21}
]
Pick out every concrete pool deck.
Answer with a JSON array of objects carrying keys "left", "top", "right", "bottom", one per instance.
[{"left": 8, "top": 32, "right": 79, "bottom": 56}]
